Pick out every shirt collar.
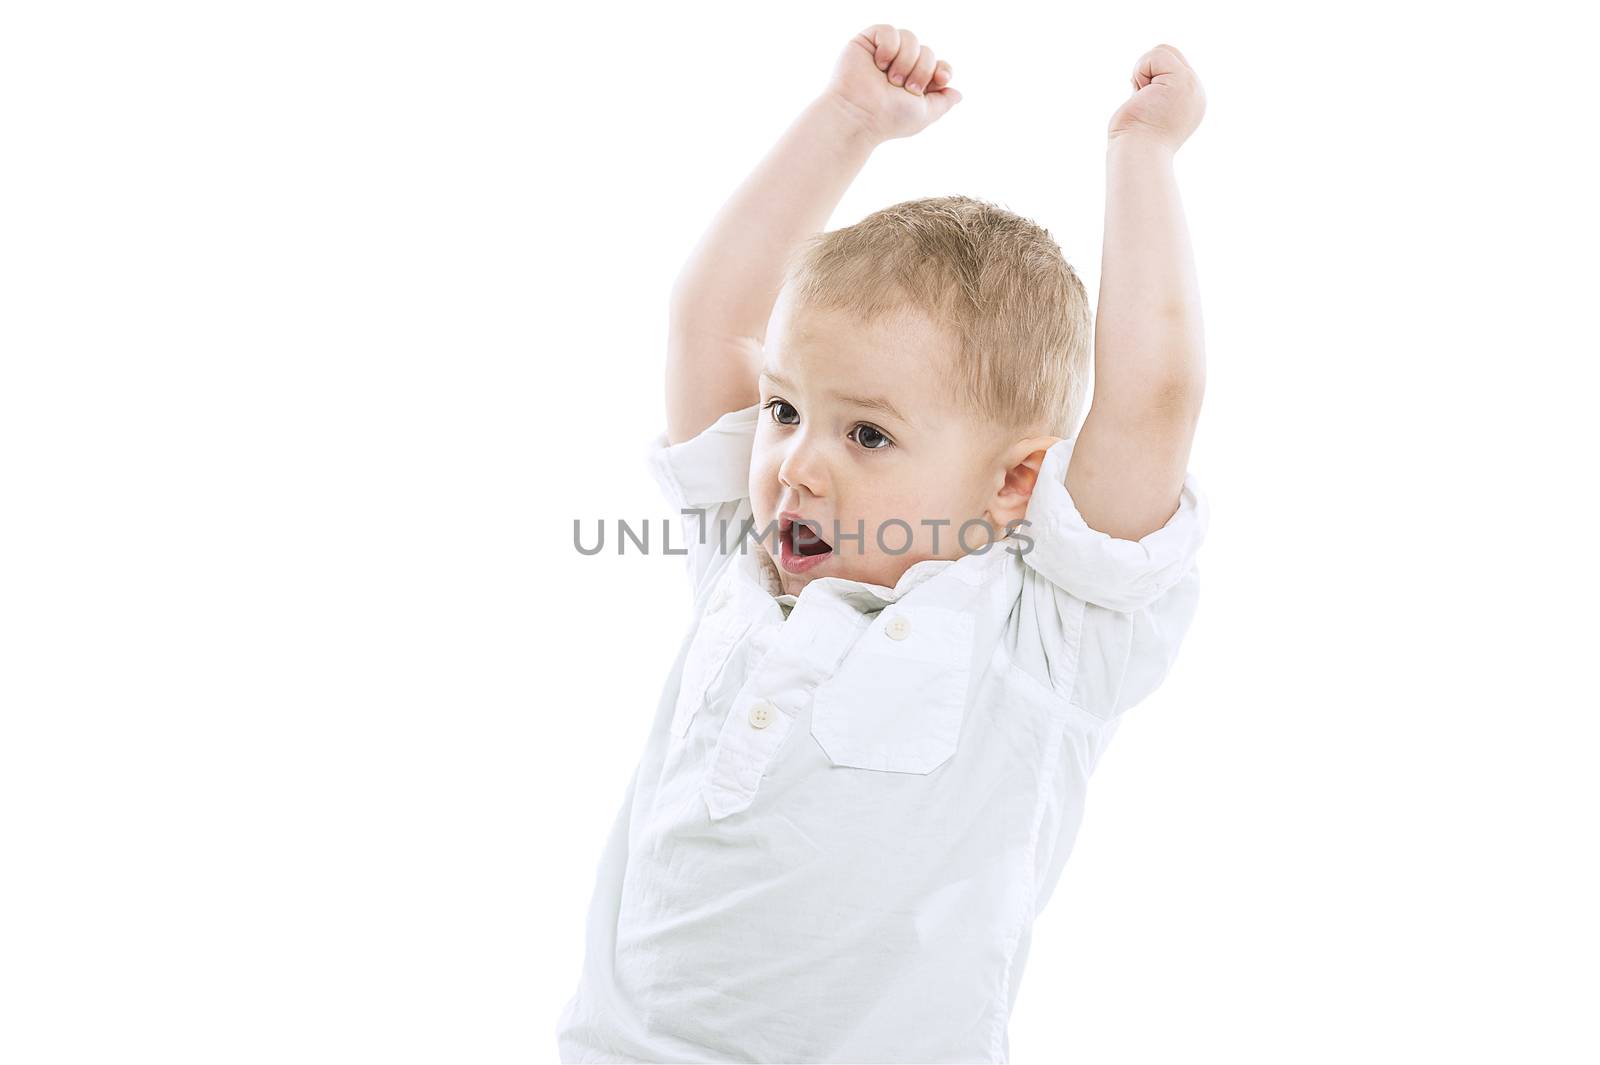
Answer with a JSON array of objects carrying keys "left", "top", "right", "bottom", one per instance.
[{"left": 745, "top": 538, "right": 981, "bottom": 615}]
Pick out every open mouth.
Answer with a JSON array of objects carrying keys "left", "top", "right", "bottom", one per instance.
[
  {"left": 791, "top": 521, "right": 832, "bottom": 556},
  {"left": 779, "top": 514, "right": 833, "bottom": 569}
]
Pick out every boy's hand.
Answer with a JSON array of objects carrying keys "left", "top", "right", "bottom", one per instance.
[
  {"left": 1107, "top": 44, "right": 1205, "bottom": 152},
  {"left": 823, "top": 25, "right": 962, "bottom": 144}
]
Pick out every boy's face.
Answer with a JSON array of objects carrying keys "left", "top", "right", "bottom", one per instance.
[{"left": 749, "top": 291, "right": 1014, "bottom": 598}]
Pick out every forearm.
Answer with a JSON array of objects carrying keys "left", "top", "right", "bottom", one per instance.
[
  {"left": 1092, "top": 136, "right": 1205, "bottom": 418},
  {"left": 669, "top": 94, "right": 880, "bottom": 339}
]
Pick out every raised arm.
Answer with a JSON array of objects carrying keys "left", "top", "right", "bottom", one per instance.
[
  {"left": 666, "top": 24, "right": 963, "bottom": 445},
  {"left": 1066, "top": 44, "right": 1207, "bottom": 541}
]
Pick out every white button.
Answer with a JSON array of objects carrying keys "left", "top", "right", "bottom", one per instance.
[
  {"left": 885, "top": 615, "right": 911, "bottom": 640},
  {"left": 705, "top": 586, "right": 728, "bottom": 614},
  {"left": 747, "top": 700, "right": 775, "bottom": 729}
]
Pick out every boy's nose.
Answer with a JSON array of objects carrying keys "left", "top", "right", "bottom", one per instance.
[{"left": 777, "top": 439, "right": 828, "bottom": 498}]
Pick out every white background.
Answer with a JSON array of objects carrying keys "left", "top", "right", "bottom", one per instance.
[{"left": 4, "top": 1, "right": 1597, "bottom": 1062}]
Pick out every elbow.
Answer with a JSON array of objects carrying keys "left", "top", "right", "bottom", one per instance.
[
  {"left": 1101, "top": 372, "right": 1202, "bottom": 432},
  {"left": 1152, "top": 372, "right": 1205, "bottom": 426}
]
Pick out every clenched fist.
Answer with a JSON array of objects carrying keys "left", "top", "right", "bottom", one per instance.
[
  {"left": 1108, "top": 44, "right": 1205, "bottom": 151},
  {"left": 823, "top": 24, "right": 962, "bottom": 143}
]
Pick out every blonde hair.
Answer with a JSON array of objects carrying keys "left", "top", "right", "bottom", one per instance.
[{"left": 778, "top": 194, "right": 1091, "bottom": 440}]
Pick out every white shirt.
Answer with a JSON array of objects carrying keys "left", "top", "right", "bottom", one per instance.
[{"left": 557, "top": 402, "right": 1209, "bottom": 1063}]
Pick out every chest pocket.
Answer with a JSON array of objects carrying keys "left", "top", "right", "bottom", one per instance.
[
  {"left": 671, "top": 578, "right": 755, "bottom": 739},
  {"left": 810, "top": 604, "right": 975, "bottom": 774}
]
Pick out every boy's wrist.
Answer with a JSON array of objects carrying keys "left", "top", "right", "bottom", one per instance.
[
  {"left": 811, "top": 91, "right": 889, "bottom": 151},
  {"left": 1106, "top": 131, "right": 1178, "bottom": 164}
]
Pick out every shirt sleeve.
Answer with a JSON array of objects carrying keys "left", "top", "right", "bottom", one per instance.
[
  {"left": 1014, "top": 434, "right": 1210, "bottom": 720},
  {"left": 1018, "top": 435, "right": 1209, "bottom": 613},
  {"left": 642, "top": 402, "right": 761, "bottom": 601}
]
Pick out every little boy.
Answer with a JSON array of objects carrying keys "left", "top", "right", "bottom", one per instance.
[{"left": 558, "top": 25, "right": 1210, "bottom": 1064}]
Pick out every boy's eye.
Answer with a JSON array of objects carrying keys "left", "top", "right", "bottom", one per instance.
[
  {"left": 765, "top": 398, "right": 799, "bottom": 425},
  {"left": 852, "top": 424, "right": 891, "bottom": 450}
]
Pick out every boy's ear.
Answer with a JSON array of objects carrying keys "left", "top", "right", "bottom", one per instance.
[{"left": 984, "top": 436, "right": 1062, "bottom": 532}]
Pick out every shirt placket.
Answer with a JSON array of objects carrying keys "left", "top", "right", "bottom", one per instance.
[{"left": 702, "top": 594, "right": 867, "bottom": 821}]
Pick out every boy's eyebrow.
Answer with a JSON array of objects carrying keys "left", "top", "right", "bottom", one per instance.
[{"left": 759, "top": 369, "right": 912, "bottom": 426}]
